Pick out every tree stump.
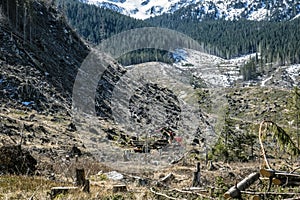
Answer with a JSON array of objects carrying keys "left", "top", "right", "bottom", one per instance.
[
  {"left": 76, "top": 168, "right": 85, "bottom": 186},
  {"left": 192, "top": 162, "right": 201, "bottom": 187},
  {"left": 75, "top": 168, "right": 90, "bottom": 193}
]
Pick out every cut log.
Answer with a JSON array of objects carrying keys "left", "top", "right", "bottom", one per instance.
[
  {"left": 260, "top": 168, "right": 300, "bottom": 187},
  {"left": 224, "top": 172, "right": 260, "bottom": 199},
  {"left": 50, "top": 187, "right": 78, "bottom": 199},
  {"left": 272, "top": 177, "right": 300, "bottom": 187},
  {"left": 250, "top": 195, "right": 261, "bottom": 200},
  {"left": 260, "top": 169, "right": 300, "bottom": 178},
  {"left": 260, "top": 168, "right": 275, "bottom": 178},
  {"left": 112, "top": 185, "right": 127, "bottom": 193}
]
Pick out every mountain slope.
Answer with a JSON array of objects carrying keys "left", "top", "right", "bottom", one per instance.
[{"left": 80, "top": 0, "right": 300, "bottom": 21}]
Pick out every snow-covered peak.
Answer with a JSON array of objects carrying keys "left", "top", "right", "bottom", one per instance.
[
  {"left": 84, "top": 0, "right": 201, "bottom": 19},
  {"left": 81, "top": 0, "right": 300, "bottom": 21}
]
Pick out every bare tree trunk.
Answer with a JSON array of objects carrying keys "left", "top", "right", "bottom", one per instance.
[
  {"left": 23, "top": 5, "right": 26, "bottom": 43},
  {"left": 224, "top": 172, "right": 260, "bottom": 199},
  {"left": 75, "top": 168, "right": 90, "bottom": 193}
]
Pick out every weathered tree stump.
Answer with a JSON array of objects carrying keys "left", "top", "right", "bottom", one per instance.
[
  {"left": 76, "top": 168, "right": 85, "bottom": 186},
  {"left": 75, "top": 168, "right": 90, "bottom": 193},
  {"left": 192, "top": 162, "right": 201, "bottom": 187},
  {"left": 112, "top": 185, "right": 127, "bottom": 193}
]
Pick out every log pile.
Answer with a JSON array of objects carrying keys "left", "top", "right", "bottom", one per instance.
[{"left": 224, "top": 168, "right": 300, "bottom": 199}]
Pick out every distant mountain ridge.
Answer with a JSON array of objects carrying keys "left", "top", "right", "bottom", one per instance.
[{"left": 79, "top": 0, "right": 300, "bottom": 21}]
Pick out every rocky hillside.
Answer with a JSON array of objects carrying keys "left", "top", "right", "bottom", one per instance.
[
  {"left": 0, "top": 0, "right": 199, "bottom": 174},
  {"left": 0, "top": 0, "right": 92, "bottom": 175},
  {"left": 1, "top": 0, "right": 299, "bottom": 175}
]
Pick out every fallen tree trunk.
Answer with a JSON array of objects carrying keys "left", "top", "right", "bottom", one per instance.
[
  {"left": 260, "top": 169, "right": 300, "bottom": 178},
  {"left": 224, "top": 172, "right": 260, "bottom": 199},
  {"left": 260, "top": 168, "right": 300, "bottom": 186},
  {"left": 260, "top": 168, "right": 300, "bottom": 191}
]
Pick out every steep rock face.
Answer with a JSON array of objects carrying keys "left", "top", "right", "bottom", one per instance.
[
  {"left": 0, "top": 0, "right": 89, "bottom": 95},
  {"left": 0, "top": 1, "right": 91, "bottom": 173}
]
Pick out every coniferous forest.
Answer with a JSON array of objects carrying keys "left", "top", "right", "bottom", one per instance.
[{"left": 56, "top": 0, "right": 300, "bottom": 67}]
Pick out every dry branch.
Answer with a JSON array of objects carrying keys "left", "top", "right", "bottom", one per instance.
[
  {"left": 242, "top": 191, "right": 300, "bottom": 196},
  {"left": 150, "top": 187, "right": 179, "bottom": 200},
  {"left": 283, "top": 197, "right": 300, "bottom": 200},
  {"left": 259, "top": 120, "right": 271, "bottom": 169},
  {"left": 224, "top": 172, "right": 260, "bottom": 199},
  {"left": 170, "top": 188, "right": 214, "bottom": 199},
  {"left": 258, "top": 120, "right": 300, "bottom": 170}
]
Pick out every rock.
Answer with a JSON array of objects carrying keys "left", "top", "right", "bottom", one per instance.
[
  {"left": 67, "top": 122, "right": 77, "bottom": 132},
  {"left": 105, "top": 171, "right": 124, "bottom": 181},
  {"left": 69, "top": 146, "right": 82, "bottom": 157}
]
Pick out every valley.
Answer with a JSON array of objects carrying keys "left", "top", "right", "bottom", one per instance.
[{"left": 0, "top": 0, "right": 300, "bottom": 199}]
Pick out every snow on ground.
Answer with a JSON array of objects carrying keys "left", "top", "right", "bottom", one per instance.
[
  {"left": 86, "top": 0, "right": 202, "bottom": 19},
  {"left": 84, "top": 0, "right": 299, "bottom": 21},
  {"left": 261, "top": 74, "right": 273, "bottom": 87},
  {"left": 173, "top": 49, "right": 241, "bottom": 87},
  {"left": 284, "top": 64, "right": 300, "bottom": 85},
  {"left": 226, "top": 53, "right": 258, "bottom": 65},
  {"left": 248, "top": 8, "right": 269, "bottom": 21},
  {"left": 291, "top": 13, "right": 300, "bottom": 20},
  {"left": 128, "top": 48, "right": 298, "bottom": 89}
]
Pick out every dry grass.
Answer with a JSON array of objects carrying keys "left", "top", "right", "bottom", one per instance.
[
  {"left": 0, "top": 159, "right": 299, "bottom": 199},
  {"left": 0, "top": 175, "right": 59, "bottom": 199}
]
